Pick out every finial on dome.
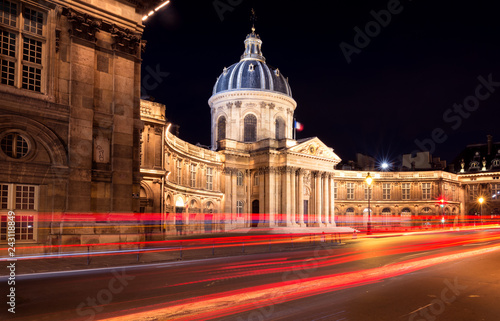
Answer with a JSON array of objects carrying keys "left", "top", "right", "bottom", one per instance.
[
  {"left": 250, "top": 8, "right": 257, "bottom": 33},
  {"left": 241, "top": 8, "right": 265, "bottom": 62}
]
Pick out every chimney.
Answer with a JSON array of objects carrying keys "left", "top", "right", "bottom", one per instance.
[{"left": 487, "top": 134, "right": 493, "bottom": 155}]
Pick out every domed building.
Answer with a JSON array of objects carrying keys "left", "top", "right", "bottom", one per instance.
[
  {"left": 206, "top": 27, "right": 342, "bottom": 228},
  {"left": 140, "top": 26, "right": 343, "bottom": 235},
  {"left": 209, "top": 27, "right": 295, "bottom": 146}
]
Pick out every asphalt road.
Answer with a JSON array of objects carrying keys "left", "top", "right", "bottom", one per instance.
[{"left": 2, "top": 229, "right": 500, "bottom": 321}]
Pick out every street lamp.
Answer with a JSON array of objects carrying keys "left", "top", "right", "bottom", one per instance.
[
  {"left": 478, "top": 196, "right": 484, "bottom": 224},
  {"left": 365, "top": 172, "right": 373, "bottom": 235}
]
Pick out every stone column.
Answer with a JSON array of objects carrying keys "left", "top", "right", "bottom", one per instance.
[
  {"left": 330, "top": 175, "right": 336, "bottom": 226},
  {"left": 323, "top": 173, "right": 329, "bottom": 226},
  {"left": 315, "top": 171, "right": 322, "bottom": 227},
  {"left": 298, "top": 169, "right": 304, "bottom": 226},
  {"left": 259, "top": 167, "right": 265, "bottom": 226},
  {"left": 266, "top": 167, "right": 276, "bottom": 226},
  {"left": 231, "top": 169, "right": 237, "bottom": 225},
  {"left": 290, "top": 168, "right": 297, "bottom": 225},
  {"left": 246, "top": 170, "right": 251, "bottom": 226},
  {"left": 223, "top": 168, "right": 232, "bottom": 214},
  {"left": 282, "top": 167, "right": 291, "bottom": 226}
]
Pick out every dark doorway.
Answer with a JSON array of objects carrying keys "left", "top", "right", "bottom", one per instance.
[
  {"left": 304, "top": 200, "right": 309, "bottom": 226},
  {"left": 251, "top": 200, "right": 259, "bottom": 227},
  {"left": 175, "top": 206, "right": 184, "bottom": 235},
  {"left": 204, "top": 213, "right": 213, "bottom": 233}
]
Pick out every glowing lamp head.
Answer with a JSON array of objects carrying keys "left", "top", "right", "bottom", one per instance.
[
  {"left": 365, "top": 173, "right": 373, "bottom": 186},
  {"left": 381, "top": 162, "right": 389, "bottom": 169},
  {"left": 478, "top": 197, "right": 484, "bottom": 204}
]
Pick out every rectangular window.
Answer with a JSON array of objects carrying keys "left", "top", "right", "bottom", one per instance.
[
  {"left": 0, "top": 0, "right": 17, "bottom": 27},
  {"left": 236, "top": 200, "right": 243, "bottom": 217},
  {"left": 0, "top": 1, "right": 45, "bottom": 92},
  {"left": 0, "top": 183, "right": 8, "bottom": 209},
  {"left": 469, "top": 185, "right": 478, "bottom": 201},
  {"left": 254, "top": 173, "right": 259, "bottom": 186},
  {"left": 0, "top": 183, "right": 37, "bottom": 242},
  {"left": 402, "top": 183, "right": 411, "bottom": 200},
  {"left": 492, "top": 183, "right": 500, "bottom": 199},
  {"left": 176, "top": 160, "right": 182, "bottom": 184},
  {"left": 364, "top": 185, "right": 370, "bottom": 200},
  {"left": 206, "top": 167, "right": 213, "bottom": 190},
  {"left": 333, "top": 182, "right": 337, "bottom": 200},
  {"left": 236, "top": 171, "right": 243, "bottom": 186},
  {"left": 0, "top": 29, "right": 16, "bottom": 56},
  {"left": 383, "top": 183, "right": 391, "bottom": 200},
  {"left": 23, "top": 7, "right": 43, "bottom": 35},
  {"left": 346, "top": 182, "right": 354, "bottom": 200},
  {"left": 422, "top": 183, "right": 432, "bottom": 200},
  {"left": 15, "top": 184, "right": 35, "bottom": 209},
  {"left": 190, "top": 164, "right": 196, "bottom": 187}
]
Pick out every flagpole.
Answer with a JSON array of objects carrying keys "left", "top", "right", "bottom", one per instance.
[{"left": 293, "top": 118, "right": 296, "bottom": 140}]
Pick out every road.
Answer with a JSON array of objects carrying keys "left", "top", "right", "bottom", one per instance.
[{"left": 2, "top": 229, "right": 500, "bottom": 321}]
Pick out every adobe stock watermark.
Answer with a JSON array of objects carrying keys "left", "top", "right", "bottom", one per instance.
[
  {"left": 340, "top": 0, "right": 406, "bottom": 64},
  {"left": 141, "top": 64, "right": 170, "bottom": 98},
  {"left": 75, "top": 269, "right": 135, "bottom": 321},
  {"left": 411, "top": 73, "right": 499, "bottom": 165},
  {"left": 407, "top": 277, "right": 467, "bottom": 321},
  {"left": 236, "top": 242, "right": 335, "bottom": 321},
  {"left": 213, "top": 0, "right": 244, "bottom": 22}
]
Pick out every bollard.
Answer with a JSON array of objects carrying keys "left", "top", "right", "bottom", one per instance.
[
  {"left": 242, "top": 241, "right": 245, "bottom": 253},
  {"left": 291, "top": 234, "right": 294, "bottom": 248},
  {"left": 137, "top": 244, "right": 140, "bottom": 262},
  {"left": 87, "top": 246, "right": 90, "bottom": 265},
  {"left": 180, "top": 241, "right": 183, "bottom": 259},
  {"left": 269, "top": 239, "right": 271, "bottom": 252},
  {"left": 212, "top": 241, "right": 215, "bottom": 256}
]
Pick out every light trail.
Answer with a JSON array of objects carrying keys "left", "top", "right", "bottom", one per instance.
[{"left": 100, "top": 242, "right": 500, "bottom": 321}]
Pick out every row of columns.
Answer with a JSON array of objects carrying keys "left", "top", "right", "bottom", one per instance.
[{"left": 223, "top": 166, "right": 336, "bottom": 227}]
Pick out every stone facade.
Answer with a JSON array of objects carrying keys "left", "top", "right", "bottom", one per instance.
[
  {"left": 2, "top": 3, "right": 499, "bottom": 250},
  {"left": 0, "top": 0, "right": 156, "bottom": 251}
]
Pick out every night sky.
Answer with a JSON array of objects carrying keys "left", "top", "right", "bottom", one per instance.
[{"left": 141, "top": 0, "right": 500, "bottom": 166}]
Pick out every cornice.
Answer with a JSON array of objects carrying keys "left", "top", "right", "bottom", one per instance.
[{"left": 208, "top": 90, "right": 297, "bottom": 108}]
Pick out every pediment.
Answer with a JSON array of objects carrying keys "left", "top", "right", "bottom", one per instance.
[{"left": 288, "top": 137, "right": 341, "bottom": 162}]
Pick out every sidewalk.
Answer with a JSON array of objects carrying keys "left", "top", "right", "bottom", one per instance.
[{"left": 1, "top": 229, "right": 358, "bottom": 276}]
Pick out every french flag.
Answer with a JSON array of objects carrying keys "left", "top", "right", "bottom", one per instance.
[{"left": 294, "top": 120, "right": 304, "bottom": 131}]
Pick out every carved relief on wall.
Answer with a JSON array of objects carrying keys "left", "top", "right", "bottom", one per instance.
[
  {"left": 303, "top": 170, "right": 311, "bottom": 195},
  {"left": 94, "top": 136, "right": 110, "bottom": 163}
]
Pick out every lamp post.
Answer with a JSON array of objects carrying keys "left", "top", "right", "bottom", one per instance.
[
  {"left": 365, "top": 173, "right": 373, "bottom": 235},
  {"left": 478, "top": 196, "right": 484, "bottom": 225}
]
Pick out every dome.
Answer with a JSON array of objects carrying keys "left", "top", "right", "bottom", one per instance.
[{"left": 212, "top": 29, "right": 292, "bottom": 97}]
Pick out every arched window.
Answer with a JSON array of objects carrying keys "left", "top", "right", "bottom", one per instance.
[
  {"left": 244, "top": 114, "right": 257, "bottom": 142},
  {"left": 401, "top": 207, "right": 412, "bottom": 216},
  {"left": 217, "top": 116, "right": 226, "bottom": 141},
  {"left": 275, "top": 117, "right": 285, "bottom": 140},
  {"left": 382, "top": 207, "right": 391, "bottom": 226},
  {"left": 237, "top": 171, "right": 243, "bottom": 186}
]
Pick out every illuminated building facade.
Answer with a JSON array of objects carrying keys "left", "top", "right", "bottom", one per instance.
[
  {"left": 0, "top": 0, "right": 159, "bottom": 250},
  {"left": 1, "top": 1, "right": 499, "bottom": 248}
]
